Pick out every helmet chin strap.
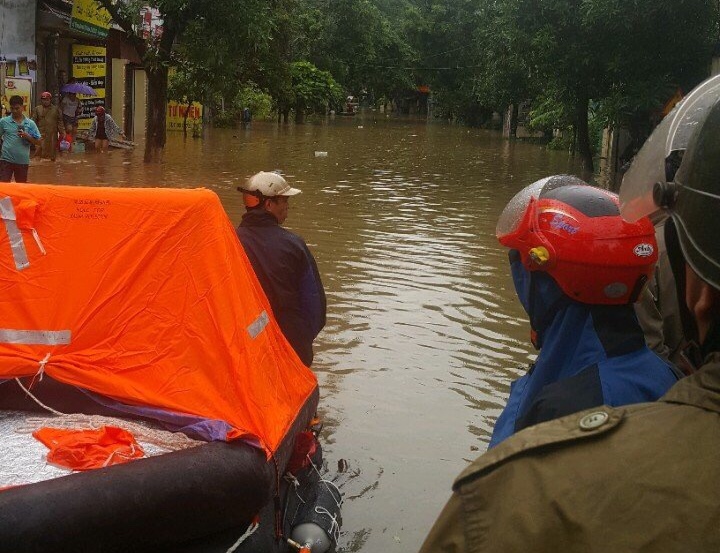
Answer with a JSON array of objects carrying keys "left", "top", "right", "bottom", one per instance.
[
  {"left": 664, "top": 218, "right": 708, "bottom": 370},
  {"left": 509, "top": 251, "right": 570, "bottom": 350},
  {"left": 527, "top": 272, "right": 571, "bottom": 350},
  {"left": 238, "top": 188, "right": 265, "bottom": 209}
]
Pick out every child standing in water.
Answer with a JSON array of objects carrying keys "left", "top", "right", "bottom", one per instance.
[{"left": 59, "top": 123, "right": 74, "bottom": 154}]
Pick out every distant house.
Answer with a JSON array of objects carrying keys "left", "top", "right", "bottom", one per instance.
[{"left": 23, "top": 0, "right": 150, "bottom": 139}]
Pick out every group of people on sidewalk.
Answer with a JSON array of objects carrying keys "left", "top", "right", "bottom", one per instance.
[{"left": 0, "top": 93, "right": 126, "bottom": 182}]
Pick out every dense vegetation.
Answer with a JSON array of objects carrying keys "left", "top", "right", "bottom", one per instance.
[{"left": 98, "top": 0, "right": 718, "bottom": 167}]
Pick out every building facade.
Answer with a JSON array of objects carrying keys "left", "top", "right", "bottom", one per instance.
[{"left": 11, "top": 0, "right": 149, "bottom": 138}]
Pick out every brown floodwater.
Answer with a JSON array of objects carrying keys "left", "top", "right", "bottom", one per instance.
[{"left": 30, "top": 114, "right": 582, "bottom": 552}]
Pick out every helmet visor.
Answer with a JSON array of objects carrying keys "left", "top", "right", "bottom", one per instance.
[
  {"left": 620, "top": 74, "right": 720, "bottom": 222},
  {"left": 671, "top": 96, "right": 720, "bottom": 291},
  {"left": 496, "top": 175, "right": 586, "bottom": 238},
  {"left": 496, "top": 178, "right": 549, "bottom": 238}
]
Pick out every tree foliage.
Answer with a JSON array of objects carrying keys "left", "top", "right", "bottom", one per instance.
[
  {"left": 96, "top": 0, "right": 718, "bottom": 168},
  {"left": 290, "top": 61, "right": 344, "bottom": 121},
  {"left": 97, "top": 0, "right": 270, "bottom": 159},
  {"left": 470, "top": 0, "right": 717, "bottom": 171}
]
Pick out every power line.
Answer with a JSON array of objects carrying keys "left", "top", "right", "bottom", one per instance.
[
  {"left": 411, "top": 43, "right": 474, "bottom": 61},
  {"left": 374, "top": 43, "right": 477, "bottom": 66},
  {"left": 364, "top": 63, "right": 484, "bottom": 71}
]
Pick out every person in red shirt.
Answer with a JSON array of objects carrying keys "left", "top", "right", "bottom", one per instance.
[{"left": 58, "top": 122, "right": 74, "bottom": 154}]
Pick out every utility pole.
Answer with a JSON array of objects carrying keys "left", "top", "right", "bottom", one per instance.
[
  {"left": 714, "top": 0, "right": 720, "bottom": 75},
  {"left": 0, "top": 56, "right": 6, "bottom": 115}
]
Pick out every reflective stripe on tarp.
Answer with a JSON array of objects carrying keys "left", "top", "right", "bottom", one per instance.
[
  {"left": 247, "top": 310, "right": 269, "bottom": 339},
  {"left": 0, "top": 197, "right": 29, "bottom": 271},
  {"left": 0, "top": 329, "right": 71, "bottom": 345},
  {"left": 0, "top": 184, "right": 318, "bottom": 455}
]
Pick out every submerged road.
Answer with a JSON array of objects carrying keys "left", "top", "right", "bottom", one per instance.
[{"left": 30, "top": 114, "right": 582, "bottom": 552}]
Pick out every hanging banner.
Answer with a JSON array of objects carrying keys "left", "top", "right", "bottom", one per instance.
[
  {"left": 2, "top": 78, "right": 33, "bottom": 114},
  {"left": 72, "top": 45, "right": 107, "bottom": 131},
  {"left": 167, "top": 101, "right": 203, "bottom": 132},
  {"left": 70, "top": 0, "right": 112, "bottom": 38}
]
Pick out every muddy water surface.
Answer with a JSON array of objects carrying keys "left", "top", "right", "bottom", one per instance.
[{"left": 30, "top": 114, "right": 581, "bottom": 552}]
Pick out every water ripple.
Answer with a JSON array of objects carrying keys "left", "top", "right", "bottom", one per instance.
[{"left": 29, "top": 117, "right": 581, "bottom": 553}]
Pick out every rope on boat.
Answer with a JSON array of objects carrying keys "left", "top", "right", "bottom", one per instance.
[
  {"left": 14, "top": 413, "right": 204, "bottom": 452},
  {"left": 13, "top": 377, "right": 203, "bottom": 452},
  {"left": 307, "top": 453, "right": 343, "bottom": 544},
  {"left": 14, "top": 376, "right": 64, "bottom": 416},
  {"left": 225, "top": 520, "right": 260, "bottom": 553}
]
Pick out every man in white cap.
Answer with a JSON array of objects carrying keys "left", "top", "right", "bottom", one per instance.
[{"left": 236, "top": 171, "right": 326, "bottom": 366}]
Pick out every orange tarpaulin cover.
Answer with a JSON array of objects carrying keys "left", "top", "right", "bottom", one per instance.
[
  {"left": 33, "top": 426, "right": 145, "bottom": 470},
  {"left": 0, "top": 184, "right": 317, "bottom": 456}
]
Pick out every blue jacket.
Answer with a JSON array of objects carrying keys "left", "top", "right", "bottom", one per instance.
[
  {"left": 489, "top": 252, "right": 679, "bottom": 448},
  {"left": 236, "top": 209, "right": 326, "bottom": 365}
]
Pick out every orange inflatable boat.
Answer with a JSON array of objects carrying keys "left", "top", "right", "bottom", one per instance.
[{"left": 0, "top": 184, "right": 341, "bottom": 552}]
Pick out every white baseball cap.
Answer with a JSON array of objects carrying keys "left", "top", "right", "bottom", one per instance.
[{"left": 239, "top": 171, "right": 302, "bottom": 197}]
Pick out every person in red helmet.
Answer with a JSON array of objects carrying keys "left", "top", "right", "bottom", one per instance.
[
  {"left": 488, "top": 175, "right": 679, "bottom": 447},
  {"left": 88, "top": 106, "right": 124, "bottom": 153},
  {"left": 420, "top": 75, "right": 720, "bottom": 553},
  {"left": 31, "top": 91, "right": 65, "bottom": 161}
]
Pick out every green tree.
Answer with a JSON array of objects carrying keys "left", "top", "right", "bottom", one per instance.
[
  {"left": 289, "top": 61, "right": 343, "bottom": 122},
  {"left": 403, "top": 0, "right": 498, "bottom": 123},
  {"left": 97, "top": 0, "right": 271, "bottom": 161},
  {"left": 477, "top": 0, "right": 717, "bottom": 173},
  {"left": 294, "top": 0, "right": 416, "bottom": 106},
  {"left": 234, "top": 83, "right": 274, "bottom": 121}
]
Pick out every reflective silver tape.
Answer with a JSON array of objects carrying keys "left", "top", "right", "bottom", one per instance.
[
  {"left": 0, "top": 329, "right": 72, "bottom": 345},
  {"left": 0, "top": 197, "right": 29, "bottom": 271},
  {"left": 247, "top": 310, "right": 269, "bottom": 339}
]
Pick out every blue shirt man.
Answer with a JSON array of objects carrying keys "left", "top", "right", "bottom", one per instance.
[{"left": 0, "top": 95, "right": 41, "bottom": 183}]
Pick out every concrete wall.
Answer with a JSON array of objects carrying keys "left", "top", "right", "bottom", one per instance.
[
  {"left": 0, "top": 0, "right": 36, "bottom": 54},
  {"left": 111, "top": 58, "right": 127, "bottom": 128},
  {"left": 133, "top": 68, "right": 146, "bottom": 137}
]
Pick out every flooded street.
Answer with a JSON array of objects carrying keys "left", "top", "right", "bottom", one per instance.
[{"left": 31, "top": 115, "right": 582, "bottom": 552}]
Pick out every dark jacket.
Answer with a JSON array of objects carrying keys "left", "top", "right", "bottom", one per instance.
[
  {"left": 489, "top": 255, "right": 679, "bottom": 447},
  {"left": 236, "top": 209, "right": 326, "bottom": 365},
  {"left": 634, "top": 219, "right": 688, "bottom": 369},
  {"left": 419, "top": 355, "right": 720, "bottom": 553}
]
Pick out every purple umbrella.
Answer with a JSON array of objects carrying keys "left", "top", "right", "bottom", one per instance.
[{"left": 61, "top": 83, "right": 97, "bottom": 96}]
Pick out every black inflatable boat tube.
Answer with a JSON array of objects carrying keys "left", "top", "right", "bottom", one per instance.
[{"left": 0, "top": 441, "right": 271, "bottom": 553}]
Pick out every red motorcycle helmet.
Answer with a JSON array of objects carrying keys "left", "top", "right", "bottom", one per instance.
[{"left": 496, "top": 175, "right": 658, "bottom": 305}]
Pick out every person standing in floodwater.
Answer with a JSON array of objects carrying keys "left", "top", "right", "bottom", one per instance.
[
  {"left": 88, "top": 106, "right": 125, "bottom": 153},
  {"left": 31, "top": 91, "right": 65, "bottom": 161},
  {"left": 241, "top": 107, "right": 252, "bottom": 125},
  {"left": 60, "top": 91, "right": 82, "bottom": 135},
  {"left": 236, "top": 171, "right": 326, "bottom": 366},
  {"left": 0, "top": 95, "right": 41, "bottom": 183}
]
